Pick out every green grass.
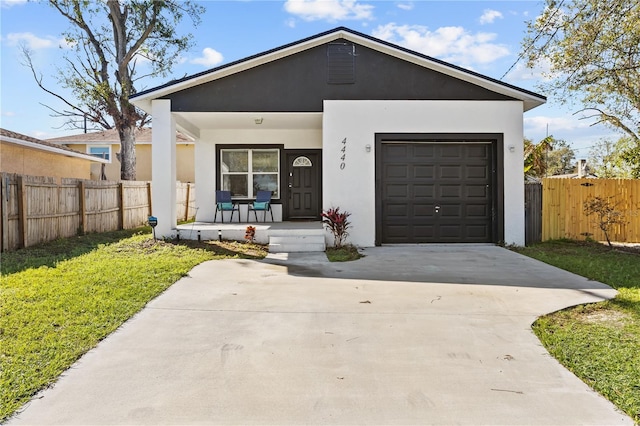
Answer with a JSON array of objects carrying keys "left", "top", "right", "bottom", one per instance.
[
  {"left": 0, "top": 230, "right": 267, "bottom": 422},
  {"left": 325, "top": 244, "right": 364, "bottom": 262},
  {"left": 513, "top": 240, "right": 640, "bottom": 422}
]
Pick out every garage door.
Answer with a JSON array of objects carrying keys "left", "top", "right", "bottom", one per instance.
[{"left": 380, "top": 142, "right": 494, "bottom": 243}]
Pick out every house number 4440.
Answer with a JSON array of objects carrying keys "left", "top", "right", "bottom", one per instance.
[{"left": 340, "top": 138, "right": 346, "bottom": 170}]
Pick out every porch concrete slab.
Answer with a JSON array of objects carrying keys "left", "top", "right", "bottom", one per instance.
[{"left": 8, "top": 246, "right": 632, "bottom": 425}]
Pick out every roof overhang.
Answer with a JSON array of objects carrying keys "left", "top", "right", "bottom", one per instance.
[{"left": 1, "top": 136, "right": 109, "bottom": 163}]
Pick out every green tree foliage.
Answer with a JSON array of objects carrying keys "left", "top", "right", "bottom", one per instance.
[
  {"left": 24, "top": 0, "right": 204, "bottom": 180},
  {"left": 546, "top": 139, "right": 576, "bottom": 176},
  {"left": 524, "top": 136, "right": 552, "bottom": 178},
  {"left": 524, "top": 136, "right": 575, "bottom": 177},
  {"left": 588, "top": 138, "right": 636, "bottom": 178},
  {"left": 522, "top": 0, "right": 640, "bottom": 176}
]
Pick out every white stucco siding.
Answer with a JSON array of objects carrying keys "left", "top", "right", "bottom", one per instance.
[
  {"left": 151, "top": 100, "right": 177, "bottom": 238},
  {"left": 323, "top": 100, "right": 525, "bottom": 247},
  {"left": 194, "top": 128, "right": 322, "bottom": 222}
]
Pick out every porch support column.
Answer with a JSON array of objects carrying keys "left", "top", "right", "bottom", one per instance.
[{"left": 151, "top": 99, "right": 177, "bottom": 237}]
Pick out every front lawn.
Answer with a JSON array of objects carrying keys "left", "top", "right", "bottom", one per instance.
[
  {"left": 513, "top": 240, "right": 640, "bottom": 423},
  {"left": 0, "top": 230, "right": 267, "bottom": 422}
]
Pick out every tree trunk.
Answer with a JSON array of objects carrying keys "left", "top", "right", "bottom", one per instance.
[{"left": 119, "top": 125, "right": 136, "bottom": 180}]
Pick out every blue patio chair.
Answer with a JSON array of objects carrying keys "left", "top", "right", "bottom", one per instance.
[
  {"left": 248, "top": 190, "right": 274, "bottom": 222},
  {"left": 214, "top": 190, "right": 239, "bottom": 223}
]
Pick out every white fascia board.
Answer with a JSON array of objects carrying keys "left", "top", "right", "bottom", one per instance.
[{"left": 2, "top": 137, "right": 109, "bottom": 163}]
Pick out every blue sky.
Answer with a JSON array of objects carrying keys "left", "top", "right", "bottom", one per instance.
[{"left": 0, "top": 0, "right": 619, "bottom": 158}]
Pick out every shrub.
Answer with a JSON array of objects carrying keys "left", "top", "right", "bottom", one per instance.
[
  {"left": 583, "top": 196, "right": 625, "bottom": 247},
  {"left": 322, "top": 207, "right": 351, "bottom": 248},
  {"left": 244, "top": 226, "right": 256, "bottom": 243}
]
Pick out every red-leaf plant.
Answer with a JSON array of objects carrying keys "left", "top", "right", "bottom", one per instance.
[
  {"left": 244, "top": 226, "right": 256, "bottom": 243},
  {"left": 322, "top": 207, "right": 351, "bottom": 248}
]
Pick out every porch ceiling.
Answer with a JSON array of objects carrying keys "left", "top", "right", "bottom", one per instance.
[{"left": 173, "top": 112, "right": 322, "bottom": 136}]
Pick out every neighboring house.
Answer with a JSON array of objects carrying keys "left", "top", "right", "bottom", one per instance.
[
  {"left": 131, "top": 27, "right": 546, "bottom": 246},
  {"left": 547, "top": 159, "right": 598, "bottom": 179},
  {"left": 1, "top": 128, "right": 108, "bottom": 181},
  {"left": 47, "top": 127, "right": 194, "bottom": 182}
]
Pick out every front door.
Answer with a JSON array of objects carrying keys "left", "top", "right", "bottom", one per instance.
[{"left": 285, "top": 150, "right": 321, "bottom": 220}]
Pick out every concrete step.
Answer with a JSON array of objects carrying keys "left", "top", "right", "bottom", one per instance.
[
  {"left": 268, "top": 233, "right": 326, "bottom": 253},
  {"left": 269, "top": 243, "right": 326, "bottom": 253}
]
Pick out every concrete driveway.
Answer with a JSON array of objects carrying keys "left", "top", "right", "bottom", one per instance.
[{"left": 8, "top": 245, "right": 633, "bottom": 425}]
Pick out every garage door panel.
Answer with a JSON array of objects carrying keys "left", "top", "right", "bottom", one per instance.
[
  {"left": 414, "top": 145, "right": 435, "bottom": 158},
  {"left": 467, "top": 145, "right": 490, "bottom": 159},
  {"left": 467, "top": 204, "right": 489, "bottom": 217},
  {"left": 381, "top": 141, "right": 494, "bottom": 244},
  {"left": 440, "top": 165, "right": 462, "bottom": 179},
  {"left": 466, "top": 165, "right": 490, "bottom": 179},
  {"left": 413, "top": 225, "right": 435, "bottom": 238},
  {"left": 439, "top": 225, "right": 463, "bottom": 238},
  {"left": 440, "top": 204, "right": 462, "bottom": 218},
  {"left": 439, "top": 185, "right": 462, "bottom": 198},
  {"left": 413, "top": 184, "right": 435, "bottom": 198},
  {"left": 384, "top": 145, "right": 408, "bottom": 158},
  {"left": 413, "top": 204, "right": 434, "bottom": 218},
  {"left": 414, "top": 165, "right": 435, "bottom": 179},
  {"left": 466, "top": 224, "right": 491, "bottom": 239},
  {"left": 385, "top": 165, "right": 409, "bottom": 179},
  {"left": 385, "top": 203, "right": 409, "bottom": 219},
  {"left": 440, "top": 145, "right": 463, "bottom": 158},
  {"left": 466, "top": 185, "right": 489, "bottom": 198},
  {"left": 386, "top": 184, "right": 409, "bottom": 198}
]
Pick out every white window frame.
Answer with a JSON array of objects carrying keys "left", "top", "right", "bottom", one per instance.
[
  {"left": 220, "top": 148, "right": 280, "bottom": 199},
  {"left": 87, "top": 145, "right": 111, "bottom": 162}
]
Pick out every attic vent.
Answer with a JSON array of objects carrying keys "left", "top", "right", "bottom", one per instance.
[{"left": 327, "top": 42, "right": 355, "bottom": 84}]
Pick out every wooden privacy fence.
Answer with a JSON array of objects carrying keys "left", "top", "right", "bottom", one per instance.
[
  {"left": 0, "top": 173, "right": 196, "bottom": 251},
  {"left": 524, "top": 182, "right": 542, "bottom": 245},
  {"left": 542, "top": 178, "right": 640, "bottom": 243}
]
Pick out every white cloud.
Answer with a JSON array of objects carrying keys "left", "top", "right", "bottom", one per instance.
[
  {"left": 284, "top": 0, "right": 374, "bottom": 22},
  {"left": 1, "top": 111, "right": 16, "bottom": 117},
  {"left": 190, "top": 47, "right": 224, "bottom": 67},
  {"left": 479, "top": 9, "right": 503, "bottom": 25},
  {"left": 3, "top": 32, "right": 63, "bottom": 50},
  {"left": 371, "top": 23, "right": 509, "bottom": 68},
  {"left": 504, "top": 59, "right": 556, "bottom": 83},
  {"left": 1, "top": 0, "right": 27, "bottom": 8},
  {"left": 397, "top": 2, "right": 414, "bottom": 11},
  {"left": 525, "top": 115, "right": 590, "bottom": 135}
]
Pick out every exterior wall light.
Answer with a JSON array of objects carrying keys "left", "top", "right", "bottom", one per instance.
[
  {"left": 365, "top": 144, "right": 371, "bottom": 152},
  {"left": 254, "top": 117, "right": 263, "bottom": 125}
]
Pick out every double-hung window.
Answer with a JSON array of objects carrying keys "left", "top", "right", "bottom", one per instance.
[{"left": 221, "top": 149, "right": 279, "bottom": 199}]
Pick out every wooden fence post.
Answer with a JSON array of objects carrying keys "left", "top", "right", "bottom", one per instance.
[
  {"left": 184, "top": 183, "right": 191, "bottom": 222},
  {"left": 147, "top": 182, "right": 152, "bottom": 216},
  {"left": 118, "top": 182, "right": 125, "bottom": 229},
  {"left": 17, "top": 175, "right": 28, "bottom": 248},
  {"left": 78, "top": 181, "right": 86, "bottom": 235},
  {"left": 1, "top": 173, "right": 8, "bottom": 252}
]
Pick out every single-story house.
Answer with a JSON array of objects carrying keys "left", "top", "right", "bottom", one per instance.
[
  {"left": 47, "top": 128, "right": 194, "bottom": 182},
  {"left": 1, "top": 128, "right": 108, "bottom": 181},
  {"left": 130, "top": 27, "right": 546, "bottom": 247}
]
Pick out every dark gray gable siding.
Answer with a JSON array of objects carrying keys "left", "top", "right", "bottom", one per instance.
[{"left": 165, "top": 39, "right": 515, "bottom": 113}]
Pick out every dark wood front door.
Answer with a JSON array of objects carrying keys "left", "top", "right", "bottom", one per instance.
[{"left": 285, "top": 150, "right": 321, "bottom": 220}]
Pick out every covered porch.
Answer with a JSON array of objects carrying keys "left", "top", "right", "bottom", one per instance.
[{"left": 176, "top": 220, "right": 325, "bottom": 252}]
